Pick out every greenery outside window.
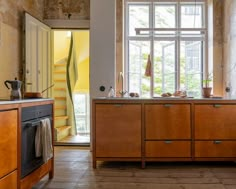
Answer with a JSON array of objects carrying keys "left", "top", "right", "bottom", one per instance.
[{"left": 124, "top": 0, "right": 208, "bottom": 97}]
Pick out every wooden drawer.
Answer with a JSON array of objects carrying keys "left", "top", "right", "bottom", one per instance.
[
  {"left": 145, "top": 104, "right": 191, "bottom": 139},
  {"left": 0, "top": 110, "right": 17, "bottom": 178},
  {"left": 145, "top": 141, "right": 191, "bottom": 157},
  {"left": 195, "top": 141, "right": 236, "bottom": 157},
  {"left": 0, "top": 171, "right": 17, "bottom": 189},
  {"left": 195, "top": 104, "right": 236, "bottom": 139}
]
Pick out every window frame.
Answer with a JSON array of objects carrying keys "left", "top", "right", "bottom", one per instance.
[{"left": 124, "top": 0, "right": 208, "bottom": 97}]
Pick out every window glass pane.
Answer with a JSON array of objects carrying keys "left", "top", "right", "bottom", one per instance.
[
  {"left": 74, "top": 94, "right": 86, "bottom": 115},
  {"left": 155, "top": 4, "right": 176, "bottom": 28},
  {"left": 153, "top": 41, "right": 176, "bottom": 96},
  {"left": 128, "top": 40, "right": 151, "bottom": 97},
  {"left": 181, "top": 4, "right": 203, "bottom": 28},
  {"left": 180, "top": 41, "right": 202, "bottom": 97},
  {"left": 76, "top": 118, "right": 88, "bottom": 134},
  {"left": 128, "top": 4, "right": 150, "bottom": 36}
]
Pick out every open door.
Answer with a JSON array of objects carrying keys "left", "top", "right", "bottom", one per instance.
[{"left": 24, "top": 13, "right": 52, "bottom": 97}]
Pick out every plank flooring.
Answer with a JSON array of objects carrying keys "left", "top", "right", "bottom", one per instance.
[{"left": 33, "top": 146, "right": 236, "bottom": 189}]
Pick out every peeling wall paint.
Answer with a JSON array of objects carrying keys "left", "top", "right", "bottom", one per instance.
[{"left": 44, "top": 0, "right": 90, "bottom": 20}]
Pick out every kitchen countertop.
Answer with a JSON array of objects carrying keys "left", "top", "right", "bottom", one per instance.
[
  {"left": 0, "top": 98, "right": 53, "bottom": 105},
  {"left": 93, "top": 96, "right": 236, "bottom": 101}
]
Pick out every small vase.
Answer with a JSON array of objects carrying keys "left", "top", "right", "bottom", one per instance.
[{"left": 202, "top": 87, "right": 212, "bottom": 98}]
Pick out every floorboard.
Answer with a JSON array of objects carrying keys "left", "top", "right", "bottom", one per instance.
[{"left": 32, "top": 146, "right": 236, "bottom": 189}]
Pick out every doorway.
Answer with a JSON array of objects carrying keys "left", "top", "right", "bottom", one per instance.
[{"left": 52, "top": 30, "right": 90, "bottom": 145}]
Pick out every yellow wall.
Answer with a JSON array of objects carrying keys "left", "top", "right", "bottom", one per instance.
[
  {"left": 53, "top": 30, "right": 89, "bottom": 93},
  {"left": 53, "top": 31, "right": 71, "bottom": 63},
  {"left": 73, "top": 31, "right": 90, "bottom": 93},
  {"left": 75, "top": 57, "right": 90, "bottom": 93}
]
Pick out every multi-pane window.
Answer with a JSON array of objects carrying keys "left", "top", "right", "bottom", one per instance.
[
  {"left": 73, "top": 93, "right": 90, "bottom": 136},
  {"left": 125, "top": 0, "right": 207, "bottom": 97}
]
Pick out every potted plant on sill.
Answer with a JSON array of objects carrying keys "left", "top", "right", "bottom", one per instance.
[{"left": 202, "top": 73, "right": 212, "bottom": 98}]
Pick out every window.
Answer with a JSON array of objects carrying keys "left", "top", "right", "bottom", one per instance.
[
  {"left": 73, "top": 93, "right": 90, "bottom": 137},
  {"left": 125, "top": 0, "right": 207, "bottom": 97}
]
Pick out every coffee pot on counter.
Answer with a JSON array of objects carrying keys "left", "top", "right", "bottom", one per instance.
[{"left": 4, "top": 78, "right": 22, "bottom": 100}]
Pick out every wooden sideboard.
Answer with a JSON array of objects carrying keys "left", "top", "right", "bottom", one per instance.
[
  {"left": 0, "top": 105, "right": 18, "bottom": 189},
  {"left": 0, "top": 99, "right": 54, "bottom": 189},
  {"left": 92, "top": 98, "right": 236, "bottom": 168}
]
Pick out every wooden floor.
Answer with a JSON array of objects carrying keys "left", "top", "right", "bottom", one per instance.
[
  {"left": 56, "top": 135, "right": 90, "bottom": 145},
  {"left": 33, "top": 146, "right": 236, "bottom": 189}
]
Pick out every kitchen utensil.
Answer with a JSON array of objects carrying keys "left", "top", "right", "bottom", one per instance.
[
  {"left": 4, "top": 78, "right": 22, "bottom": 100},
  {"left": 24, "top": 84, "right": 54, "bottom": 98}
]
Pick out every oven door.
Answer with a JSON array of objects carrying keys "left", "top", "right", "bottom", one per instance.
[{"left": 21, "top": 119, "right": 45, "bottom": 178}]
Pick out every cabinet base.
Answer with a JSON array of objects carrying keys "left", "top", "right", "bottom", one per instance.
[{"left": 20, "top": 158, "right": 53, "bottom": 189}]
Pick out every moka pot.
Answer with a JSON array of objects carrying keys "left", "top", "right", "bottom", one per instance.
[{"left": 4, "top": 78, "right": 22, "bottom": 100}]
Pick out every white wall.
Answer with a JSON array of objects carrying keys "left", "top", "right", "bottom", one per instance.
[
  {"left": 223, "top": 0, "right": 236, "bottom": 97},
  {"left": 90, "top": 0, "right": 116, "bottom": 98}
]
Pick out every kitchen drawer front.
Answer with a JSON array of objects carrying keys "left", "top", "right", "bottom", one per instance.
[
  {"left": 0, "top": 110, "right": 17, "bottom": 178},
  {"left": 145, "top": 104, "right": 191, "bottom": 139},
  {"left": 0, "top": 171, "right": 17, "bottom": 189},
  {"left": 145, "top": 141, "right": 191, "bottom": 157},
  {"left": 195, "top": 141, "right": 236, "bottom": 157},
  {"left": 195, "top": 104, "right": 236, "bottom": 139}
]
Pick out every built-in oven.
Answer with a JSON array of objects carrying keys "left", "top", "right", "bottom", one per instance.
[{"left": 21, "top": 104, "right": 53, "bottom": 179}]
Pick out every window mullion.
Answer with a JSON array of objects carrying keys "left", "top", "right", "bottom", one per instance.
[{"left": 176, "top": 1, "right": 180, "bottom": 91}]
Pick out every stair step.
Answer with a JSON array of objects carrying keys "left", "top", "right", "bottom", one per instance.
[
  {"left": 55, "top": 105, "right": 66, "bottom": 110},
  {"left": 54, "top": 88, "right": 66, "bottom": 91},
  {"left": 54, "top": 63, "right": 66, "bottom": 67},
  {"left": 55, "top": 115, "right": 68, "bottom": 120},
  {"left": 55, "top": 126, "right": 72, "bottom": 141},
  {"left": 55, "top": 125, "right": 72, "bottom": 133},
  {"left": 54, "top": 79, "right": 66, "bottom": 82},
  {"left": 54, "top": 70, "right": 66, "bottom": 74},
  {"left": 55, "top": 97, "right": 66, "bottom": 100}
]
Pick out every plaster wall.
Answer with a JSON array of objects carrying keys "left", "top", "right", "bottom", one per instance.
[
  {"left": 223, "top": 0, "right": 236, "bottom": 97},
  {"left": 0, "top": 0, "right": 44, "bottom": 98},
  {"left": 90, "top": 0, "right": 116, "bottom": 98},
  {"left": 44, "top": 0, "right": 90, "bottom": 20}
]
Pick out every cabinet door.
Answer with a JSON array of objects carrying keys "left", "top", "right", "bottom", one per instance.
[
  {"left": 0, "top": 110, "right": 17, "bottom": 178},
  {"left": 195, "top": 141, "right": 236, "bottom": 157},
  {"left": 195, "top": 104, "right": 236, "bottom": 139},
  {"left": 145, "top": 104, "right": 191, "bottom": 139},
  {"left": 95, "top": 104, "right": 141, "bottom": 157},
  {"left": 0, "top": 171, "right": 17, "bottom": 189}
]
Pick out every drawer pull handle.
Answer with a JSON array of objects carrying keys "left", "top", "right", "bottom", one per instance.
[
  {"left": 164, "top": 140, "right": 172, "bottom": 144},
  {"left": 114, "top": 104, "right": 122, "bottom": 107},
  {"left": 164, "top": 104, "right": 172, "bottom": 107},
  {"left": 213, "top": 104, "right": 221, "bottom": 108},
  {"left": 213, "top": 140, "right": 222, "bottom": 144}
]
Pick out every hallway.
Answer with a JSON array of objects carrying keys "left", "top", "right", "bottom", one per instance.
[{"left": 33, "top": 146, "right": 236, "bottom": 189}]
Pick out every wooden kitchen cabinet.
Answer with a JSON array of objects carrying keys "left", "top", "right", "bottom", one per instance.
[
  {"left": 0, "top": 99, "right": 54, "bottom": 188},
  {"left": 195, "top": 104, "right": 236, "bottom": 139},
  {"left": 93, "top": 99, "right": 236, "bottom": 168},
  {"left": 195, "top": 141, "right": 236, "bottom": 157},
  {"left": 145, "top": 104, "right": 191, "bottom": 139},
  {"left": 0, "top": 109, "right": 17, "bottom": 188},
  {"left": 0, "top": 171, "right": 17, "bottom": 189},
  {"left": 145, "top": 104, "right": 191, "bottom": 158},
  {"left": 95, "top": 104, "right": 141, "bottom": 157},
  {"left": 146, "top": 141, "right": 191, "bottom": 157},
  {"left": 194, "top": 104, "right": 236, "bottom": 159}
]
